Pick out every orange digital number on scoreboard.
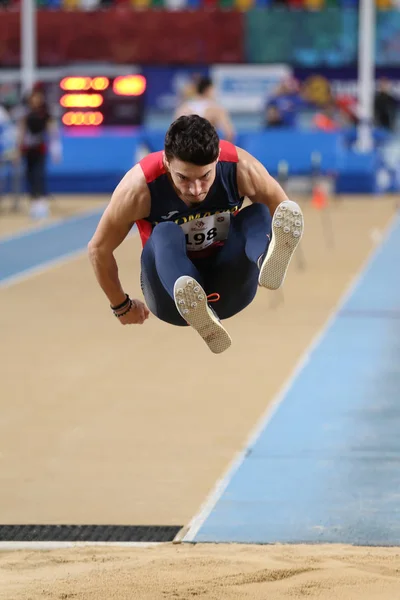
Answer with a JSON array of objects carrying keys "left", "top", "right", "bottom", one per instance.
[
  {"left": 59, "top": 75, "right": 146, "bottom": 126},
  {"left": 60, "top": 77, "right": 110, "bottom": 91},
  {"left": 60, "top": 94, "right": 103, "bottom": 108},
  {"left": 62, "top": 112, "right": 104, "bottom": 126},
  {"left": 113, "top": 75, "right": 146, "bottom": 96}
]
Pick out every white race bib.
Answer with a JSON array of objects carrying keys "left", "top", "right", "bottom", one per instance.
[{"left": 180, "top": 212, "right": 231, "bottom": 252}]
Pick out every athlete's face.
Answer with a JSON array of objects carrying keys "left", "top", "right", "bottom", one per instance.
[{"left": 165, "top": 157, "right": 218, "bottom": 206}]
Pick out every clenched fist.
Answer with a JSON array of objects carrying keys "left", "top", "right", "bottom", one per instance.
[{"left": 116, "top": 299, "right": 150, "bottom": 325}]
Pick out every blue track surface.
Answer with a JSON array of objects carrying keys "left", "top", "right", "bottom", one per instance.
[
  {"left": 0, "top": 209, "right": 104, "bottom": 284},
  {"left": 191, "top": 215, "right": 400, "bottom": 545}
]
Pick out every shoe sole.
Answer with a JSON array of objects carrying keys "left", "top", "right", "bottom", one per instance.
[
  {"left": 258, "top": 200, "right": 304, "bottom": 290},
  {"left": 173, "top": 276, "right": 232, "bottom": 354}
]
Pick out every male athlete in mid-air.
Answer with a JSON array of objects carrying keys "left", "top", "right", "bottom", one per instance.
[{"left": 88, "top": 115, "right": 304, "bottom": 354}]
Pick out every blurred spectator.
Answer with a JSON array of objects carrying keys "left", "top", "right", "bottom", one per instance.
[
  {"left": 265, "top": 105, "right": 285, "bottom": 128},
  {"left": 336, "top": 93, "right": 359, "bottom": 126},
  {"left": 16, "top": 86, "right": 61, "bottom": 220},
  {"left": 266, "top": 77, "right": 308, "bottom": 128},
  {"left": 374, "top": 77, "right": 398, "bottom": 131},
  {"left": 0, "top": 102, "right": 19, "bottom": 210},
  {"left": 312, "top": 100, "right": 341, "bottom": 131},
  {"left": 0, "top": 103, "right": 14, "bottom": 156},
  {"left": 174, "top": 75, "right": 235, "bottom": 142},
  {"left": 179, "top": 72, "right": 203, "bottom": 103}
]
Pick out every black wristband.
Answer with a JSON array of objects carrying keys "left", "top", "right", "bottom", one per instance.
[{"left": 111, "top": 294, "right": 130, "bottom": 311}]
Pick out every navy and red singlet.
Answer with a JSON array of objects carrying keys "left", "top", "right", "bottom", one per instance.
[{"left": 137, "top": 140, "right": 244, "bottom": 259}]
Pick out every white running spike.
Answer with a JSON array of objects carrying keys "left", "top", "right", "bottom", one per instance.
[
  {"left": 258, "top": 200, "right": 304, "bottom": 290},
  {"left": 173, "top": 276, "right": 231, "bottom": 354}
]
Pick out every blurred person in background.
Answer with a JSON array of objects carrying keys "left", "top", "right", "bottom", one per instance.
[
  {"left": 312, "top": 99, "right": 342, "bottom": 132},
  {"left": 178, "top": 72, "right": 203, "bottom": 103},
  {"left": 174, "top": 76, "right": 235, "bottom": 142},
  {"left": 335, "top": 94, "right": 359, "bottom": 127},
  {"left": 15, "top": 85, "right": 62, "bottom": 220},
  {"left": 88, "top": 115, "right": 304, "bottom": 355},
  {"left": 0, "top": 101, "right": 16, "bottom": 208},
  {"left": 374, "top": 78, "right": 398, "bottom": 132},
  {"left": 264, "top": 104, "right": 285, "bottom": 128},
  {"left": 0, "top": 101, "right": 14, "bottom": 158},
  {"left": 265, "top": 77, "right": 307, "bottom": 128}
]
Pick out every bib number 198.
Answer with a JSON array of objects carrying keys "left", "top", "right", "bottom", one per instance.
[{"left": 185, "top": 227, "right": 217, "bottom": 247}]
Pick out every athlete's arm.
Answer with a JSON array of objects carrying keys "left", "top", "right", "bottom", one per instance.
[
  {"left": 88, "top": 164, "right": 151, "bottom": 323},
  {"left": 236, "top": 146, "right": 287, "bottom": 215}
]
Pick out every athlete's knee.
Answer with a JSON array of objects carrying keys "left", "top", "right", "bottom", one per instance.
[
  {"left": 151, "top": 221, "right": 184, "bottom": 241},
  {"left": 146, "top": 298, "right": 187, "bottom": 327},
  {"left": 141, "top": 269, "right": 187, "bottom": 327},
  {"left": 240, "top": 202, "right": 270, "bottom": 220}
]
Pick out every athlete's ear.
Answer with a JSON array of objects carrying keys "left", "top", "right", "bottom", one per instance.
[
  {"left": 217, "top": 147, "right": 221, "bottom": 163},
  {"left": 162, "top": 152, "right": 169, "bottom": 170}
]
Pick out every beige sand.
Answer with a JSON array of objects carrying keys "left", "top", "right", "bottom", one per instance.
[{"left": 1, "top": 543, "right": 400, "bottom": 599}]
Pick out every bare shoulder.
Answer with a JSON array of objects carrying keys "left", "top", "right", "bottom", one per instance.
[
  {"left": 234, "top": 145, "right": 287, "bottom": 209},
  {"left": 88, "top": 163, "right": 151, "bottom": 250},
  {"left": 109, "top": 163, "right": 151, "bottom": 222},
  {"left": 235, "top": 145, "right": 270, "bottom": 198}
]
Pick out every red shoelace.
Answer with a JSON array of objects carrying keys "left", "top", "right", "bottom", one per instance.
[{"left": 207, "top": 293, "right": 220, "bottom": 303}]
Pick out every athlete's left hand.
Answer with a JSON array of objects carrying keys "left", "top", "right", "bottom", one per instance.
[{"left": 117, "top": 299, "right": 150, "bottom": 325}]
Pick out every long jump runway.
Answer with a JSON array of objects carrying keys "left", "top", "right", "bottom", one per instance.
[{"left": 1, "top": 196, "right": 400, "bottom": 599}]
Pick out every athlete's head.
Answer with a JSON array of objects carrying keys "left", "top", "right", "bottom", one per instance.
[{"left": 164, "top": 115, "right": 220, "bottom": 205}]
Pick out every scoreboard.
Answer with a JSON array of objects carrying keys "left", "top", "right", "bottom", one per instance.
[{"left": 59, "top": 75, "right": 146, "bottom": 127}]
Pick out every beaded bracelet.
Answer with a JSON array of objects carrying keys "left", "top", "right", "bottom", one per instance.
[
  {"left": 114, "top": 298, "right": 133, "bottom": 318},
  {"left": 111, "top": 294, "right": 130, "bottom": 311}
]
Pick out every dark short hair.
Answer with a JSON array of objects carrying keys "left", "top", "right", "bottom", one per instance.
[
  {"left": 197, "top": 76, "right": 213, "bottom": 96},
  {"left": 164, "top": 115, "right": 220, "bottom": 166}
]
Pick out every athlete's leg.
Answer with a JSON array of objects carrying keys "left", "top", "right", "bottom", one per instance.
[
  {"left": 203, "top": 199, "right": 304, "bottom": 320},
  {"left": 203, "top": 202, "right": 272, "bottom": 319},
  {"left": 141, "top": 221, "right": 232, "bottom": 353},
  {"left": 140, "top": 221, "right": 202, "bottom": 326}
]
